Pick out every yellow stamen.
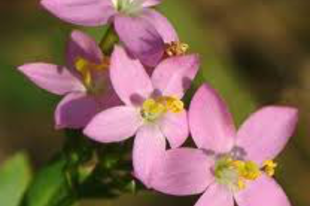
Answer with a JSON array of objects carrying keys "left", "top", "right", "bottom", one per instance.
[
  {"left": 158, "top": 96, "right": 184, "bottom": 113},
  {"left": 75, "top": 57, "right": 110, "bottom": 88},
  {"left": 232, "top": 160, "right": 245, "bottom": 170},
  {"left": 215, "top": 157, "right": 278, "bottom": 191},
  {"left": 75, "top": 58, "right": 92, "bottom": 87},
  {"left": 237, "top": 178, "right": 246, "bottom": 190},
  {"left": 263, "top": 160, "right": 277, "bottom": 177},
  {"left": 142, "top": 99, "right": 166, "bottom": 116},
  {"left": 233, "top": 160, "right": 261, "bottom": 180},
  {"left": 165, "top": 41, "right": 189, "bottom": 57},
  {"left": 141, "top": 96, "right": 184, "bottom": 122}
]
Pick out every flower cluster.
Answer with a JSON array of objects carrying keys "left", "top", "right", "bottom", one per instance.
[{"left": 19, "top": 0, "right": 298, "bottom": 206}]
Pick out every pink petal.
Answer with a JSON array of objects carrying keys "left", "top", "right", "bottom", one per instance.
[
  {"left": 142, "top": 0, "right": 162, "bottom": 7},
  {"left": 83, "top": 106, "right": 142, "bottom": 143},
  {"left": 141, "top": 9, "right": 178, "bottom": 43},
  {"left": 95, "top": 74, "right": 122, "bottom": 108},
  {"left": 18, "top": 63, "right": 84, "bottom": 95},
  {"left": 55, "top": 92, "right": 102, "bottom": 129},
  {"left": 151, "top": 54, "right": 200, "bottom": 99},
  {"left": 236, "top": 106, "right": 298, "bottom": 165},
  {"left": 235, "top": 175, "right": 291, "bottom": 206},
  {"left": 133, "top": 125, "right": 166, "bottom": 187},
  {"left": 195, "top": 183, "right": 234, "bottom": 206},
  {"left": 151, "top": 148, "right": 214, "bottom": 196},
  {"left": 114, "top": 14, "right": 165, "bottom": 67},
  {"left": 110, "top": 46, "right": 154, "bottom": 106},
  {"left": 66, "top": 30, "right": 103, "bottom": 73},
  {"left": 189, "top": 84, "right": 236, "bottom": 153},
  {"left": 41, "top": 0, "right": 116, "bottom": 26},
  {"left": 159, "top": 111, "right": 189, "bottom": 148}
]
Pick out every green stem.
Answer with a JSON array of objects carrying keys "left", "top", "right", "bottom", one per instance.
[{"left": 99, "top": 25, "right": 119, "bottom": 55}]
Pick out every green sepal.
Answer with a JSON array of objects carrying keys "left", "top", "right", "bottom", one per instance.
[{"left": 99, "top": 25, "right": 119, "bottom": 55}]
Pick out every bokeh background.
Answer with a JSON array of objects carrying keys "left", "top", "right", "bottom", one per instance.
[{"left": 0, "top": 0, "right": 309, "bottom": 205}]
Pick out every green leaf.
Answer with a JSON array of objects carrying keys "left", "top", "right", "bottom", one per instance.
[
  {"left": 0, "top": 153, "right": 32, "bottom": 206},
  {"left": 24, "top": 155, "right": 76, "bottom": 206}
]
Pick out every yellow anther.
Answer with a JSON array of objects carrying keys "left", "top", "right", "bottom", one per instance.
[
  {"left": 141, "top": 96, "right": 184, "bottom": 121},
  {"left": 142, "top": 99, "right": 156, "bottom": 110},
  {"left": 75, "top": 58, "right": 92, "bottom": 87},
  {"left": 263, "top": 160, "right": 277, "bottom": 177},
  {"left": 233, "top": 160, "right": 260, "bottom": 180},
  {"left": 165, "top": 41, "right": 189, "bottom": 57},
  {"left": 215, "top": 157, "right": 278, "bottom": 191},
  {"left": 75, "top": 57, "right": 110, "bottom": 88},
  {"left": 237, "top": 178, "right": 246, "bottom": 190},
  {"left": 243, "top": 161, "right": 261, "bottom": 180},
  {"left": 232, "top": 160, "right": 245, "bottom": 170},
  {"left": 161, "top": 96, "right": 184, "bottom": 113},
  {"left": 142, "top": 99, "right": 166, "bottom": 116}
]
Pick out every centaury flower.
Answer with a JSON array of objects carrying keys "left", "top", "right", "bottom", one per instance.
[
  {"left": 41, "top": 0, "right": 184, "bottom": 67},
  {"left": 150, "top": 83, "right": 298, "bottom": 206},
  {"left": 84, "top": 46, "right": 199, "bottom": 186},
  {"left": 18, "top": 30, "right": 120, "bottom": 129}
]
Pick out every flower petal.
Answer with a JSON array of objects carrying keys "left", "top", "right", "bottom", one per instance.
[
  {"left": 151, "top": 148, "right": 214, "bottom": 196},
  {"left": 18, "top": 63, "right": 84, "bottom": 95},
  {"left": 55, "top": 92, "right": 102, "bottom": 129},
  {"left": 41, "top": 0, "right": 116, "bottom": 26},
  {"left": 151, "top": 54, "right": 200, "bottom": 99},
  {"left": 133, "top": 125, "right": 166, "bottom": 187},
  {"left": 189, "top": 84, "right": 236, "bottom": 153},
  {"left": 83, "top": 106, "right": 142, "bottom": 143},
  {"left": 159, "top": 111, "right": 189, "bottom": 148},
  {"left": 194, "top": 183, "right": 234, "bottom": 206},
  {"left": 142, "top": 0, "right": 162, "bottom": 7},
  {"left": 110, "top": 46, "right": 154, "bottom": 105},
  {"left": 114, "top": 14, "right": 165, "bottom": 67},
  {"left": 66, "top": 30, "right": 103, "bottom": 72},
  {"left": 141, "top": 9, "right": 178, "bottom": 43},
  {"left": 235, "top": 175, "right": 291, "bottom": 206},
  {"left": 236, "top": 106, "right": 298, "bottom": 165}
]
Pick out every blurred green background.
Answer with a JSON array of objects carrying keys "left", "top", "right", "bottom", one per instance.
[{"left": 0, "top": 0, "right": 309, "bottom": 205}]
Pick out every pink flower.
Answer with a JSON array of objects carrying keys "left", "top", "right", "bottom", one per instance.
[
  {"left": 83, "top": 46, "right": 200, "bottom": 186},
  {"left": 41, "top": 0, "right": 179, "bottom": 67},
  {"left": 151, "top": 83, "right": 298, "bottom": 206},
  {"left": 18, "top": 30, "right": 120, "bottom": 129}
]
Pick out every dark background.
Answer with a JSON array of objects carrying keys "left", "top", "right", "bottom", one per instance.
[{"left": 0, "top": 0, "right": 309, "bottom": 205}]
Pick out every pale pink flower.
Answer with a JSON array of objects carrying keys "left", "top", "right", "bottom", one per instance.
[
  {"left": 151, "top": 83, "right": 298, "bottom": 206},
  {"left": 18, "top": 30, "right": 120, "bottom": 129},
  {"left": 41, "top": 0, "right": 179, "bottom": 67},
  {"left": 84, "top": 46, "right": 200, "bottom": 186}
]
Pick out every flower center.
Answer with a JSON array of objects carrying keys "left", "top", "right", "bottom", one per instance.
[
  {"left": 165, "top": 41, "right": 189, "bottom": 57},
  {"left": 262, "top": 160, "right": 277, "bottom": 177},
  {"left": 214, "top": 156, "right": 277, "bottom": 191},
  {"left": 75, "top": 57, "right": 110, "bottom": 94},
  {"left": 113, "top": 0, "right": 144, "bottom": 15},
  {"left": 141, "top": 96, "right": 184, "bottom": 122}
]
